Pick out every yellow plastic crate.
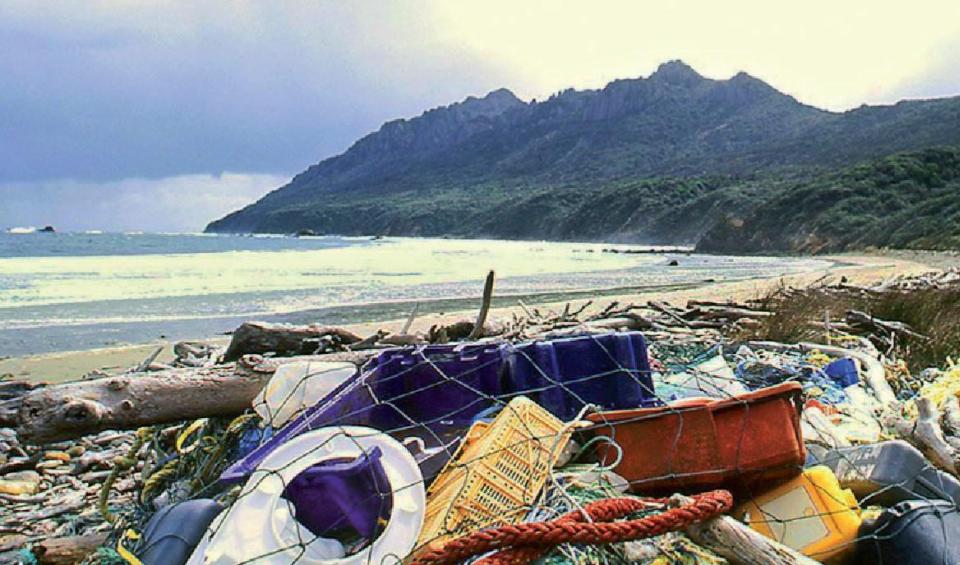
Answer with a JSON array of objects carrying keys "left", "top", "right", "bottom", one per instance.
[{"left": 416, "top": 396, "right": 573, "bottom": 551}]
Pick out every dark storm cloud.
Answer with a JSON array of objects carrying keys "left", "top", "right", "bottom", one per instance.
[{"left": 0, "top": 2, "right": 516, "bottom": 183}]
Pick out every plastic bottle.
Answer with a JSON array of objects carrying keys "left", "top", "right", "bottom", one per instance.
[{"left": 735, "top": 466, "right": 861, "bottom": 562}]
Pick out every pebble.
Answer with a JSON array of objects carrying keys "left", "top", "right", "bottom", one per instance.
[
  {"left": 0, "top": 471, "right": 41, "bottom": 496},
  {"left": 35, "top": 460, "right": 63, "bottom": 470},
  {"left": 0, "top": 423, "right": 145, "bottom": 553},
  {"left": 0, "top": 480, "right": 38, "bottom": 495},
  {"left": 94, "top": 431, "right": 127, "bottom": 445},
  {"left": 79, "top": 470, "right": 111, "bottom": 483},
  {"left": 4, "top": 470, "right": 40, "bottom": 483}
]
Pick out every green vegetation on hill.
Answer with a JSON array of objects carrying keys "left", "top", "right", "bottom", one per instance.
[
  {"left": 697, "top": 147, "right": 960, "bottom": 253},
  {"left": 206, "top": 61, "right": 960, "bottom": 253}
]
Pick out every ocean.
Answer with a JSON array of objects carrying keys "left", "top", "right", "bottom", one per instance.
[{"left": 0, "top": 232, "right": 831, "bottom": 356}]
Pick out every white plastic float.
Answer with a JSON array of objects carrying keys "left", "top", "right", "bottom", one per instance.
[{"left": 187, "top": 426, "right": 425, "bottom": 564}]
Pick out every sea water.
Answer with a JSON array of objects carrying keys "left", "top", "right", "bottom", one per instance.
[{"left": 0, "top": 232, "right": 830, "bottom": 356}]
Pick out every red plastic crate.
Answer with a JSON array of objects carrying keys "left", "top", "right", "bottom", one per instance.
[{"left": 586, "top": 382, "right": 805, "bottom": 494}]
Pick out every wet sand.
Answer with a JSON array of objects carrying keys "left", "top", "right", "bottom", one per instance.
[{"left": 2, "top": 252, "right": 952, "bottom": 383}]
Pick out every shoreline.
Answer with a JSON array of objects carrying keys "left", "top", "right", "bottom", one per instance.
[{"left": 2, "top": 251, "right": 953, "bottom": 383}]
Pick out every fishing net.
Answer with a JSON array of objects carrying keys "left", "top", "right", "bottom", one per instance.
[{"left": 125, "top": 332, "right": 960, "bottom": 564}]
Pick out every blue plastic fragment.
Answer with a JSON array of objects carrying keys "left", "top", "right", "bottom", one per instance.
[
  {"left": 283, "top": 446, "right": 392, "bottom": 540},
  {"left": 823, "top": 357, "right": 860, "bottom": 388}
]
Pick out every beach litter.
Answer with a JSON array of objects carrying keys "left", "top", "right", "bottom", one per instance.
[{"left": 3, "top": 270, "right": 960, "bottom": 563}]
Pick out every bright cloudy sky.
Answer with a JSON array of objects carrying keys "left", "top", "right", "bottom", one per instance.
[{"left": 2, "top": 0, "right": 960, "bottom": 231}]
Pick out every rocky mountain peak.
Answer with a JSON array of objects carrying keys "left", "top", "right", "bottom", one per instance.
[
  {"left": 456, "top": 88, "right": 525, "bottom": 118},
  {"left": 649, "top": 60, "right": 704, "bottom": 86}
]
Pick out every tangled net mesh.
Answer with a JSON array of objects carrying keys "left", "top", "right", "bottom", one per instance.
[{"left": 122, "top": 333, "right": 959, "bottom": 564}]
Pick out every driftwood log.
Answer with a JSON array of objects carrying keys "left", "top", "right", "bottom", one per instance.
[
  {"left": 16, "top": 351, "right": 379, "bottom": 444},
  {"left": 17, "top": 365, "right": 267, "bottom": 444},
  {"left": 675, "top": 495, "right": 819, "bottom": 565},
  {"left": 223, "top": 322, "right": 363, "bottom": 361},
  {"left": 33, "top": 533, "right": 109, "bottom": 565}
]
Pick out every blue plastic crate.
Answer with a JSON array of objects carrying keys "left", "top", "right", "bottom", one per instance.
[{"left": 507, "top": 332, "right": 656, "bottom": 420}]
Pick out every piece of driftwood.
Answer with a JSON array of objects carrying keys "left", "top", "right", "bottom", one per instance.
[
  {"left": 685, "top": 320, "right": 727, "bottom": 329},
  {"left": 0, "top": 535, "right": 28, "bottom": 553},
  {"left": 0, "top": 380, "right": 45, "bottom": 400},
  {"left": 33, "top": 533, "right": 108, "bottom": 565},
  {"left": 686, "top": 299, "right": 751, "bottom": 309},
  {"left": 0, "top": 399, "right": 21, "bottom": 426},
  {"left": 400, "top": 302, "right": 420, "bottom": 335},
  {"left": 347, "top": 331, "right": 387, "bottom": 351},
  {"left": 134, "top": 346, "right": 164, "bottom": 373},
  {"left": 17, "top": 365, "right": 267, "bottom": 444},
  {"left": 380, "top": 334, "right": 427, "bottom": 346},
  {"left": 674, "top": 495, "right": 819, "bottom": 565},
  {"left": 0, "top": 381, "right": 47, "bottom": 426},
  {"left": 223, "top": 322, "right": 363, "bottom": 361},
  {"left": 430, "top": 319, "right": 505, "bottom": 342},
  {"left": 845, "top": 310, "right": 928, "bottom": 341},
  {"left": 648, "top": 301, "right": 690, "bottom": 326},
  {"left": 942, "top": 396, "right": 960, "bottom": 437},
  {"left": 21, "top": 493, "right": 86, "bottom": 521},
  {"left": 894, "top": 396, "right": 959, "bottom": 474},
  {"left": 691, "top": 306, "right": 773, "bottom": 321},
  {"left": 236, "top": 351, "right": 378, "bottom": 377},
  {"left": 583, "top": 314, "right": 655, "bottom": 331},
  {"left": 468, "top": 270, "right": 495, "bottom": 341}
]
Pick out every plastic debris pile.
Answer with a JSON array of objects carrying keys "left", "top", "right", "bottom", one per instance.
[{"left": 4, "top": 272, "right": 960, "bottom": 564}]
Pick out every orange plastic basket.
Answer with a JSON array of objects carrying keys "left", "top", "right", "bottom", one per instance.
[{"left": 416, "top": 396, "right": 572, "bottom": 551}]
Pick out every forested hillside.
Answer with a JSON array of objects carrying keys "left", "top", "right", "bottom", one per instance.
[{"left": 207, "top": 61, "right": 960, "bottom": 252}]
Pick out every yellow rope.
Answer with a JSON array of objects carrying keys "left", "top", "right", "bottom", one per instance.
[
  {"left": 175, "top": 418, "right": 208, "bottom": 455},
  {"left": 103, "top": 414, "right": 258, "bottom": 522},
  {"left": 99, "top": 428, "right": 150, "bottom": 524},
  {"left": 116, "top": 529, "right": 144, "bottom": 565},
  {"left": 140, "top": 458, "right": 180, "bottom": 502}
]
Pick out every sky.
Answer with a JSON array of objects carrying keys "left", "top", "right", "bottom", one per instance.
[{"left": 2, "top": 0, "right": 960, "bottom": 232}]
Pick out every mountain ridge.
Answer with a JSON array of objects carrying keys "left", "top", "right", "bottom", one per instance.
[{"left": 207, "top": 61, "right": 960, "bottom": 251}]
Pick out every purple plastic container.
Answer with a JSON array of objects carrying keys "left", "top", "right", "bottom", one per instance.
[
  {"left": 282, "top": 446, "right": 392, "bottom": 540},
  {"left": 221, "top": 342, "right": 506, "bottom": 483},
  {"left": 222, "top": 332, "right": 656, "bottom": 484},
  {"left": 508, "top": 332, "right": 656, "bottom": 419}
]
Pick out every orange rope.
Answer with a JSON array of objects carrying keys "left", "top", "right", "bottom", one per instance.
[{"left": 412, "top": 489, "right": 733, "bottom": 565}]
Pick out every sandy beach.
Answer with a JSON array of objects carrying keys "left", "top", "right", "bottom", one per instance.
[{"left": 2, "top": 251, "right": 954, "bottom": 384}]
